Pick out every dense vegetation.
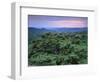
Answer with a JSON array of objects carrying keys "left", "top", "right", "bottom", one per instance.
[{"left": 28, "top": 31, "right": 88, "bottom": 66}]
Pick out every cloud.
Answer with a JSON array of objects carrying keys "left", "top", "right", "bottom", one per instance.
[
  {"left": 28, "top": 15, "right": 88, "bottom": 28},
  {"left": 50, "top": 20, "right": 87, "bottom": 28}
]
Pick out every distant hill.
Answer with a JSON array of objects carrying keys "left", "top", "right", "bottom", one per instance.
[
  {"left": 28, "top": 27, "right": 54, "bottom": 43},
  {"left": 28, "top": 27, "right": 87, "bottom": 43},
  {"left": 47, "top": 27, "right": 87, "bottom": 32}
]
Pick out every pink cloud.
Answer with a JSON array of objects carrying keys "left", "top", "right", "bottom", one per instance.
[{"left": 50, "top": 20, "right": 87, "bottom": 28}]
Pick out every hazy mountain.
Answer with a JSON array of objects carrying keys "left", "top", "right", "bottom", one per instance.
[
  {"left": 29, "top": 27, "right": 87, "bottom": 32},
  {"left": 47, "top": 27, "right": 87, "bottom": 32},
  {"left": 28, "top": 27, "right": 87, "bottom": 43}
]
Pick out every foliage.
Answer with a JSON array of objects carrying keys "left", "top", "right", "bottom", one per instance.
[{"left": 28, "top": 32, "right": 88, "bottom": 66}]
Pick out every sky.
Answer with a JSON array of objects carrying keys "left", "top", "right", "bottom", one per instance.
[{"left": 28, "top": 15, "right": 88, "bottom": 28}]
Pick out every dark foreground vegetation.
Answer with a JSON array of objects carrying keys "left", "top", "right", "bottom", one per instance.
[{"left": 28, "top": 32, "right": 88, "bottom": 66}]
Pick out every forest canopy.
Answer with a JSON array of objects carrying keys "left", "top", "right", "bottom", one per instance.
[{"left": 28, "top": 31, "right": 88, "bottom": 66}]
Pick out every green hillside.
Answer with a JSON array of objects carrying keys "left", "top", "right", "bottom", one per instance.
[{"left": 28, "top": 31, "right": 88, "bottom": 66}]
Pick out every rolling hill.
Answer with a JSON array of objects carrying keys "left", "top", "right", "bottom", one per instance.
[{"left": 28, "top": 27, "right": 87, "bottom": 43}]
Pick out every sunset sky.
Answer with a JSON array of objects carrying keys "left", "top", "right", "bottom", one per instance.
[{"left": 28, "top": 15, "right": 88, "bottom": 28}]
